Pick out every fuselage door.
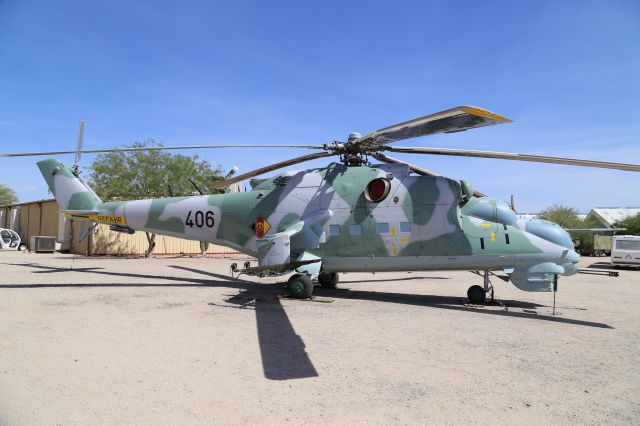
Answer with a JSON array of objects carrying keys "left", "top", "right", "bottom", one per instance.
[{"left": 461, "top": 198, "right": 498, "bottom": 250}]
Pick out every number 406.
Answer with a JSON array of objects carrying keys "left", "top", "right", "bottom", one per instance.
[{"left": 186, "top": 210, "right": 214, "bottom": 228}]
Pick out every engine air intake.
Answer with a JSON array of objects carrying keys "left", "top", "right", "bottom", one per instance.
[{"left": 365, "top": 178, "right": 391, "bottom": 202}]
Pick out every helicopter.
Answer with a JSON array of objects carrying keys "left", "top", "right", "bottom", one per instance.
[{"left": 6, "top": 106, "right": 640, "bottom": 303}]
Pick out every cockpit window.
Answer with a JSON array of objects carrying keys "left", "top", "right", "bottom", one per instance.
[{"left": 525, "top": 220, "right": 574, "bottom": 249}]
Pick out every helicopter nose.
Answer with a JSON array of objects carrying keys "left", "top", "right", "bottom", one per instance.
[
  {"left": 525, "top": 219, "right": 574, "bottom": 249},
  {"left": 524, "top": 219, "right": 580, "bottom": 275},
  {"left": 563, "top": 249, "right": 580, "bottom": 276},
  {"left": 565, "top": 249, "right": 580, "bottom": 263}
]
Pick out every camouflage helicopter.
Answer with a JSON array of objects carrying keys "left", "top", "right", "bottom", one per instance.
[{"left": 6, "top": 106, "right": 640, "bottom": 303}]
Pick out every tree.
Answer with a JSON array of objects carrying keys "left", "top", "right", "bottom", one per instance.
[
  {"left": 0, "top": 183, "right": 18, "bottom": 205},
  {"left": 88, "top": 140, "right": 224, "bottom": 200},
  {"left": 537, "top": 204, "right": 583, "bottom": 228},
  {"left": 88, "top": 140, "right": 225, "bottom": 256},
  {"left": 615, "top": 213, "right": 640, "bottom": 236}
]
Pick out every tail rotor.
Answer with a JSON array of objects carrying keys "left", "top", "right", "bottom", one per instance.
[{"left": 71, "top": 120, "right": 85, "bottom": 177}]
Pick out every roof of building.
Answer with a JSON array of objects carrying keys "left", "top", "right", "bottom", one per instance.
[
  {"left": 587, "top": 207, "right": 640, "bottom": 228},
  {"left": 0, "top": 199, "right": 56, "bottom": 208}
]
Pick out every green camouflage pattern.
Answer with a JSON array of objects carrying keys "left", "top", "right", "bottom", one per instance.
[{"left": 38, "top": 158, "right": 580, "bottom": 292}]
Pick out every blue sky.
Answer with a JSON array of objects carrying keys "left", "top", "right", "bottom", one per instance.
[{"left": 1, "top": 0, "right": 639, "bottom": 212}]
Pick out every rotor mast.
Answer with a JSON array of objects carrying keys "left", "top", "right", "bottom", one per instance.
[{"left": 325, "top": 132, "right": 377, "bottom": 166}]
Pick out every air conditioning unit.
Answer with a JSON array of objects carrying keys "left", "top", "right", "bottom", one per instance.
[{"left": 30, "top": 236, "right": 56, "bottom": 253}]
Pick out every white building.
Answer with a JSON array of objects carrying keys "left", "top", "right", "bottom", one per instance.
[{"left": 586, "top": 207, "right": 640, "bottom": 228}]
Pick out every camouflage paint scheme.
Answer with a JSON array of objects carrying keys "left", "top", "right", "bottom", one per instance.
[{"left": 38, "top": 158, "right": 579, "bottom": 292}]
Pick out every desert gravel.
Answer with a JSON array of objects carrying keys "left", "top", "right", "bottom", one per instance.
[{"left": 0, "top": 250, "right": 639, "bottom": 425}]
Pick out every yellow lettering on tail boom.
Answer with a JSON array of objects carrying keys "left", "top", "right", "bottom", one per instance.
[{"left": 64, "top": 213, "right": 127, "bottom": 226}]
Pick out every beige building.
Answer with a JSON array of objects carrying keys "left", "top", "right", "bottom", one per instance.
[{"left": 0, "top": 199, "right": 237, "bottom": 256}]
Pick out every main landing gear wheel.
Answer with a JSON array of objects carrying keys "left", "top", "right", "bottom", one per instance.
[
  {"left": 467, "top": 285, "right": 486, "bottom": 305},
  {"left": 318, "top": 271, "right": 339, "bottom": 288},
  {"left": 288, "top": 274, "right": 313, "bottom": 299}
]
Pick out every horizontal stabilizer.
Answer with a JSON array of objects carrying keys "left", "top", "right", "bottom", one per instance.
[{"left": 62, "top": 210, "right": 100, "bottom": 216}]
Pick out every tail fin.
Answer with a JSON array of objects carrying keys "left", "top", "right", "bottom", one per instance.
[{"left": 37, "top": 159, "right": 101, "bottom": 211}]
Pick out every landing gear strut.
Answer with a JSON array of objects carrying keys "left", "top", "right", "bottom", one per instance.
[{"left": 467, "top": 270, "right": 494, "bottom": 305}]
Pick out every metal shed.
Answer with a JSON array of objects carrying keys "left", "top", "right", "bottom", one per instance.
[{"left": 1, "top": 199, "right": 237, "bottom": 256}]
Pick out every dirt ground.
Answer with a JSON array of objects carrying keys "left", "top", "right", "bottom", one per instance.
[{"left": 0, "top": 250, "right": 638, "bottom": 425}]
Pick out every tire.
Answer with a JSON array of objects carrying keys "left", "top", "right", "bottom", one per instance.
[
  {"left": 318, "top": 271, "right": 339, "bottom": 288},
  {"left": 467, "top": 285, "right": 486, "bottom": 305},
  {"left": 288, "top": 274, "right": 313, "bottom": 299},
  {"left": 18, "top": 243, "right": 27, "bottom": 251}
]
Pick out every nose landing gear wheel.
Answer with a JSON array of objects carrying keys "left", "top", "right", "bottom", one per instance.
[
  {"left": 467, "top": 285, "right": 486, "bottom": 305},
  {"left": 288, "top": 274, "right": 313, "bottom": 299}
]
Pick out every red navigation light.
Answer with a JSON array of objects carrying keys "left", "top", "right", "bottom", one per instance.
[{"left": 365, "top": 178, "right": 391, "bottom": 202}]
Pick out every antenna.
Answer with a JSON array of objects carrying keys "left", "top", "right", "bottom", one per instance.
[
  {"left": 189, "top": 178, "right": 204, "bottom": 195},
  {"left": 72, "top": 120, "right": 85, "bottom": 177},
  {"left": 225, "top": 165, "right": 239, "bottom": 179},
  {"left": 224, "top": 166, "right": 240, "bottom": 193},
  {"left": 510, "top": 194, "right": 517, "bottom": 213}
]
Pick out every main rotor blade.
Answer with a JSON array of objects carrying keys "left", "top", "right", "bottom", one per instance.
[
  {"left": 211, "top": 152, "right": 334, "bottom": 189},
  {"left": 385, "top": 147, "right": 640, "bottom": 172},
  {"left": 374, "top": 153, "right": 486, "bottom": 197},
  {"left": 373, "top": 153, "right": 439, "bottom": 176},
  {"left": 356, "top": 106, "right": 512, "bottom": 149},
  {"left": 0, "top": 144, "right": 324, "bottom": 158}
]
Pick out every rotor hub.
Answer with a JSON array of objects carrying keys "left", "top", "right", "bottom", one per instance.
[
  {"left": 325, "top": 136, "right": 372, "bottom": 166},
  {"left": 347, "top": 132, "right": 361, "bottom": 142}
]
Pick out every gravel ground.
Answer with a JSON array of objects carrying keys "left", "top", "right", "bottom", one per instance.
[{"left": 0, "top": 250, "right": 638, "bottom": 425}]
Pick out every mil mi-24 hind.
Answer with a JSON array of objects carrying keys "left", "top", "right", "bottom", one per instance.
[{"left": 7, "top": 106, "right": 639, "bottom": 303}]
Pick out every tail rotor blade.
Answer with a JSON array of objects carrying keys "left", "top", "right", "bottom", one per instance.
[{"left": 75, "top": 120, "right": 85, "bottom": 165}]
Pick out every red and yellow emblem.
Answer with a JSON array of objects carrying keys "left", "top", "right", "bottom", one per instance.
[{"left": 250, "top": 214, "right": 271, "bottom": 239}]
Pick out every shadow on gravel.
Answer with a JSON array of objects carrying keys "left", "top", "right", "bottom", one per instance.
[
  {"left": 173, "top": 265, "right": 318, "bottom": 381},
  {"left": 588, "top": 262, "right": 638, "bottom": 271},
  {"left": 315, "top": 287, "right": 613, "bottom": 329},
  {"left": 3, "top": 263, "right": 234, "bottom": 288},
  {"left": 5, "top": 262, "right": 613, "bottom": 376},
  {"left": 217, "top": 288, "right": 319, "bottom": 381},
  {"left": 4, "top": 262, "right": 318, "bottom": 381},
  {"left": 587, "top": 262, "right": 619, "bottom": 271}
]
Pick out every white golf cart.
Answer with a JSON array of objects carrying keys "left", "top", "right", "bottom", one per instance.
[{"left": 0, "top": 228, "right": 27, "bottom": 251}]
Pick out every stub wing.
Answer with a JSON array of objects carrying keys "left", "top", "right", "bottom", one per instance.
[{"left": 244, "top": 210, "right": 332, "bottom": 277}]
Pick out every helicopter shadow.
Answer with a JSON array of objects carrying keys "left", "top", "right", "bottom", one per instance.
[
  {"left": 171, "top": 266, "right": 612, "bottom": 329},
  {"left": 587, "top": 262, "right": 637, "bottom": 271},
  {"left": 172, "top": 266, "right": 318, "bottom": 380},
  {"left": 4, "top": 262, "right": 613, "bottom": 381},
  {"left": 3, "top": 262, "right": 319, "bottom": 381},
  {"left": 314, "top": 287, "right": 612, "bottom": 329},
  {"left": 586, "top": 262, "right": 617, "bottom": 271}
]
